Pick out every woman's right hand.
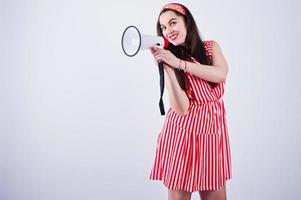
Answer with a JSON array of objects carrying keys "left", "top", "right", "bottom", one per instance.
[
  {"left": 150, "top": 47, "right": 173, "bottom": 72},
  {"left": 150, "top": 47, "right": 160, "bottom": 64}
]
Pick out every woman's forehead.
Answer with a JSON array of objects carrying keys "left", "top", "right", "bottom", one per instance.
[{"left": 159, "top": 10, "right": 180, "bottom": 25}]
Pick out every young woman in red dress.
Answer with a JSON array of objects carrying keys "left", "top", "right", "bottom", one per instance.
[{"left": 150, "top": 3, "right": 232, "bottom": 200}]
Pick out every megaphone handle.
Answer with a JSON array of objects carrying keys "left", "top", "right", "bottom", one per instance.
[{"left": 158, "top": 61, "right": 165, "bottom": 115}]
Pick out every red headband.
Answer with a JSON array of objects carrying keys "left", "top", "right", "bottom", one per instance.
[{"left": 161, "top": 3, "right": 186, "bottom": 15}]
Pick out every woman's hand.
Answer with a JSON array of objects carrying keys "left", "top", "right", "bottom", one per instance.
[{"left": 150, "top": 47, "right": 180, "bottom": 69}]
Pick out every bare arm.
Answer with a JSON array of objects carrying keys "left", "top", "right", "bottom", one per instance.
[
  {"left": 151, "top": 48, "right": 189, "bottom": 116},
  {"left": 180, "top": 41, "right": 228, "bottom": 83},
  {"left": 163, "top": 66, "right": 189, "bottom": 116},
  {"left": 150, "top": 41, "right": 228, "bottom": 115},
  {"left": 155, "top": 41, "right": 228, "bottom": 83}
]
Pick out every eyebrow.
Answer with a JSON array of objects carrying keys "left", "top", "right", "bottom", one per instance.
[{"left": 160, "top": 18, "right": 177, "bottom": 27}]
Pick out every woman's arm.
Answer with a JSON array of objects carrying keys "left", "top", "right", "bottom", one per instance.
[
  {"left": 151, "top": 48, "right": 189, "bottom": 116},
  {"left": 155, "top": 41, "right": 228, "bottom": 83},
  {"left": 163, "top": 65, "right": 189, "bottom": 116},
  {"left": 181, "top": 41, "right": 228, "bottom": 83}
]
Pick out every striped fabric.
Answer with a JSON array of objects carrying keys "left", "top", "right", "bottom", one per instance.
[{"left": 150, "top": 40, "right": 232, "bottom": 192}]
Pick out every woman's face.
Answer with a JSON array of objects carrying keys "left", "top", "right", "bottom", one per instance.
[{"left": 159, "top": 10, "right": 187, "bottom": 46}]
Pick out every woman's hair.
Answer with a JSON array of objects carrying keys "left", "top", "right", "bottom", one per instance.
[{"left": 157, "top": 3, "right": 214, "bottom": 89}]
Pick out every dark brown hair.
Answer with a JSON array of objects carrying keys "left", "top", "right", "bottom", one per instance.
[{"left": 157, "top": 3, "right": 214, "bottom": 89}]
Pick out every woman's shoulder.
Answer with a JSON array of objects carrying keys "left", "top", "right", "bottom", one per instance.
[
  {"left": 203, "top": 40, "right": 222, "bottom": 54},
  {"left": 203, "top": 40, "right": 219, "bottom": 47}
]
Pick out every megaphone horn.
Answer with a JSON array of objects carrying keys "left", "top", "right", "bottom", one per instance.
[{"left": 121, "top": 25, "right": 169, "bottom": 57}]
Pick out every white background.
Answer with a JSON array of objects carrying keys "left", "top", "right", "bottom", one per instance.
[{"left": 1, "top": 0, "right": 301, "bottom": 199}]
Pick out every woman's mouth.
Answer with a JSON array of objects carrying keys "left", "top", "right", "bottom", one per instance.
[{"left": 169, "top": 33, "right": 178, "bottom": 41}]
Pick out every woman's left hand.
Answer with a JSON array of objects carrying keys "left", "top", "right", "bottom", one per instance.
[{"left": 151, "top": 48, "right": 180, "bottom": 69}]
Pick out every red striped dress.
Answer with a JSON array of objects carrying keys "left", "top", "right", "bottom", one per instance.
[{"left": 150, "top": 40, "right": 232, "bottom": 192}]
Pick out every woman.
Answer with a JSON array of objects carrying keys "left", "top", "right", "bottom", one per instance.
[{"left": 149, "top": 3, "right": 232, "bottom": 200}]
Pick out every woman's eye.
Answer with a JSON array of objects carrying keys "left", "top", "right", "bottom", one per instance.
[{"left": 170, "top": 21, "right": 176, "bottom": 26}]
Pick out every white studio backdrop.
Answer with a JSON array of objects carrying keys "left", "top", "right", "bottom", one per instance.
[{"left": 1, "top": 0, "right": 301, "bottom": 199}]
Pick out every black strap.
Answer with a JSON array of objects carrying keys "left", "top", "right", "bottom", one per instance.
[{"left": 158, "top": 61, "right": 165, "bottom": 115}]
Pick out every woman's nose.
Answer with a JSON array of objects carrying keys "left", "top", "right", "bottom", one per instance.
[{"left": 165, "top": 26, "right": 173, "bottom": 35}]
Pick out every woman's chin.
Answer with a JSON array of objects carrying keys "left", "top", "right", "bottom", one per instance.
[
  {"left": 170, "top": 40, "right": 184, "bottom": 46},
  {"left": 170, "top": 41, "right": 180, "bottom": 46}
]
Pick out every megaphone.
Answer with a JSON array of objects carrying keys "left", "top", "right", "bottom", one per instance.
[
  {"left": 121, "top": 25, "right": 169, "bottom": 57},
  {"left": 121, "top": 25, "right": 169, "bottom": 116}
]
